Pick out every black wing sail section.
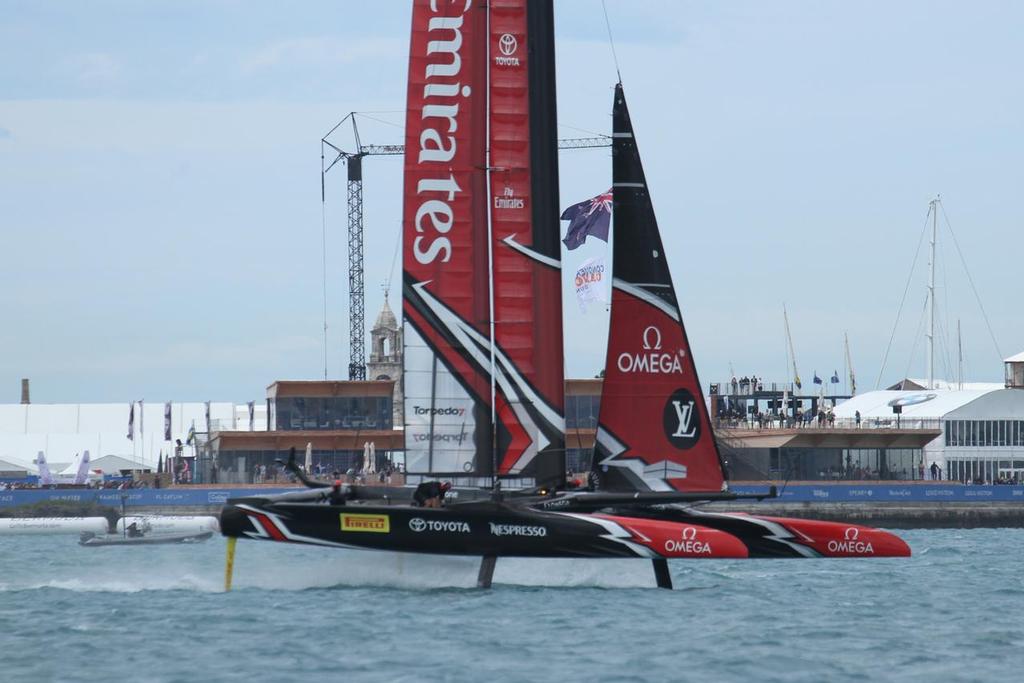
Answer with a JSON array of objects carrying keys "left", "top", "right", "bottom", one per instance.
[{"left": 591, "top": 84, "right": 728, "bottom": 493}]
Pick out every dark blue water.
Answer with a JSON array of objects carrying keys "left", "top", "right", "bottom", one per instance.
[{"left": 1, "top": 529, "right": 1020, "bottom": 682}]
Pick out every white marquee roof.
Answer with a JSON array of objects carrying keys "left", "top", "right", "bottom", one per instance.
[{"left": 833, "top": 388, "right": 1000, "bottom": 420}]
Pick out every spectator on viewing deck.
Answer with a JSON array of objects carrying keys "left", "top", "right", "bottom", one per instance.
[
  {"left": 855, "top": 410, "right": 861, "bottom": 428},
  {"left": 930, "top": 462, "right": 940, "bottom": 481}
]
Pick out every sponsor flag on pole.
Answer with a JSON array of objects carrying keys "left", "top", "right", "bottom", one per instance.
[
  {"left": 561, "top": 190, "right": 612, "bottom": 250},
  {"left": 186, "top": 421, "right": 196, "bottom": 446},
  {"left": 813, "top": 372, "right": 823, "bottom": 385},
  {"left": 139, "top": 399, "right": 144, "bottom": 435},
  {"left": 164, "top": 402, "right": 172, "bottom": 441},
  {"left": 204, "top": 401, "right": 211, "bottom": 433},
  {"left": 127, "top": 402, "right": 135, "bottom": 441},
  {"left": 830, "top": 371, "right": 840, "bottom": 384},
  {"left": 248, "top": 401, "right": 255, "bottom": 432},
  {"left": 573, "top": 256, "right": 609, "bottom": 312}
]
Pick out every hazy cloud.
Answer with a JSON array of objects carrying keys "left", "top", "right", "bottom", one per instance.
[
  {"left": 0, "top": 127, "right": 10, "bottom": 139},
  {"left": 59, "top": 52, "right": 122, "bottom": 86},
  {"left": 242, "top": 36, "right": 405, "bottom": 71}
]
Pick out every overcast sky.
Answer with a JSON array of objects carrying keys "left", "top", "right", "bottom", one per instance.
[{"left": 1, "top": 1, "right": 1021, "bottom": 405}]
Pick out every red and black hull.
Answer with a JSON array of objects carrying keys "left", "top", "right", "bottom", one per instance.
[{"left": 220, "top": 495, "right": 910, "bottom": 560}]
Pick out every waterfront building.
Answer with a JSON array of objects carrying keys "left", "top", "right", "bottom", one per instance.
[
  {"left": 833, "top": 353, "right": 1024, "bottom": 483},
  {"left": 208, "top": 380, "right": 399, "bottom": 484}
]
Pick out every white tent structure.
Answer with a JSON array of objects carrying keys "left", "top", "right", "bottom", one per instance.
[
  {"left": 835, "top": 386, "right": 1024, "bottom": 482},
  {"left": 0, "top": 401, "right": 258, "bottom": 471}
]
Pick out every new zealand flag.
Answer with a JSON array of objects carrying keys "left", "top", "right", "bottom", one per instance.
[{"left": 561, "top": 190, "right": 612, "bottom": 250}]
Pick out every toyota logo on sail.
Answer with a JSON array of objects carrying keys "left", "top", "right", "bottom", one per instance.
[
  {"left": 617, "top": 326, "right": 685, "bottom": 374},
  {"left": 499, "top": 33, "right": 517, "bottom": 56},
  {"left": 495, "top": 33, "right": 521, "bottom": 66},
  {"left": 409, "top": 518, "right": 427, "bottom": 532}
]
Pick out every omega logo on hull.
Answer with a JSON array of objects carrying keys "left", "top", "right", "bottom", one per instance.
[
  {"left": 826, "top": 527, "right": 875, "bottom": 554},
  {"left": 663, "top": 526, "right": 712, "bottom": 554}
]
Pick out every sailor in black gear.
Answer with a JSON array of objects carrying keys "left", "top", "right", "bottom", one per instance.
[
  {"left": 328, "top": 480, "right": 348, "bottom": 506},
  {"left": 412, "top": 481, "right": 450, "bottom": 508}
]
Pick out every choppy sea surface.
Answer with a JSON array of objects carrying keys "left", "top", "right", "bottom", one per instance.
[{"left": 1, "top": 528, "right": 1021, "bottom": 682}]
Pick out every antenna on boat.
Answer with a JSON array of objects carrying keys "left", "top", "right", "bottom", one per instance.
[{"left": 601, "top": 0, "right": 622, "bottom": 83}]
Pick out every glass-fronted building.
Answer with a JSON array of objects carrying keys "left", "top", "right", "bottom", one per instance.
[
  {"left": 834, "top": 376, "right": 1024, "bottom": 483},
  {"left": 205, "top": 380, "right": 399, "bottom": 484}
]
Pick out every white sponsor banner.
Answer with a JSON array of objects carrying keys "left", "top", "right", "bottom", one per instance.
[
  {"left": 573, "top": 256, "right": 608, "bottom": 312},
  {"left": 403, "top": 323, "right": 479, "bottom": 474}
]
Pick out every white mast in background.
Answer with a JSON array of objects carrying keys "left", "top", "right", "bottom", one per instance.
[{"left": 927, "top": 197, "right": 939, "bottom": 390}]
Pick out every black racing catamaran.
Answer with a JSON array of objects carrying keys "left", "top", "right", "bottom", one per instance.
[{"left": 220, "top": 0, "right": 909, "bottom": 590}]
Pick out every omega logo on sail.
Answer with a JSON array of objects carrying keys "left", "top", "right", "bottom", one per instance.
[
  {"left": 412, "top": 0, "right": 475, "bottom": 265},
  {"left": 616, "top": 326, "right": 685, "bottom": 374}
]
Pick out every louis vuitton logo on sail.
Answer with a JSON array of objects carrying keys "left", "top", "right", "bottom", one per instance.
[
  {"left": 670, "top": 400, "right": 697, "bottom": 439},
  {"left": 412, "top": 0, "right": 474, "bottom": 265},
  {"left": 662, "top": 388, "right": 702, "bottom": 449},
  {"left": 616, "top": 326, "right": 686, "bottom": 374}
]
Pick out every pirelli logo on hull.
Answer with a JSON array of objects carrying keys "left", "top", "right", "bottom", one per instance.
[{"left": 340, "top": 513, "right": 390, "bottom": 533}]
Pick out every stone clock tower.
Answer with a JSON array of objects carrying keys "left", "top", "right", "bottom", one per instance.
[{"left": 366, "top": 294, "right": 403, "bottom": 426}]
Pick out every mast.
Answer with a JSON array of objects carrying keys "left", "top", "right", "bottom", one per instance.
[
  {"left": 485, "top": 2, "right": 497, "bottom": 487},
  {"left": 844, "top": 332, "right": 856, "bottom": 396},
  {"left": 957, "top": 319, "right": 963, "bottom": 390},
  {"left": 784, "top": 304, "right": 801, "bottom": 390},
  {"left": 927, "top": 196, "right": 938, "bottom": 390}
]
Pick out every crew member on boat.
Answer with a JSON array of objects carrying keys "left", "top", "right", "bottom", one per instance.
[{"left": 412, "top": 481, "right": 451, "bottom": 508}]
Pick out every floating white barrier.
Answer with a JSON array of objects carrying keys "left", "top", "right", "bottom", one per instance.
[
  {"left": 0, "top": 517, "right": 109, "bottom": 535},
  {"left": 116, "top": 515, "right": 220, "bottom": 536}
]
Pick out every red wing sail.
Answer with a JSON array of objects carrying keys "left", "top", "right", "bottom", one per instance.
[
  {"left": 591, "top": 84, "right": 727, "bottom": 493},
  {"left": 402, "top": 0, "right": 565, "bottom": 486}
]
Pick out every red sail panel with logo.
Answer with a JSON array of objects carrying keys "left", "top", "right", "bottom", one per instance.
[
  {"left": 488, "top": 0, "right": 566, "bottom": 477},
  {"left": 402, "top": 0, "right": 492, "bottom": 477},
  {"left": 402, "top": 0, "right": 564, "bottom": 483},
  {"left": 591, "top": 84, "right": 726, "bottom": 493}
]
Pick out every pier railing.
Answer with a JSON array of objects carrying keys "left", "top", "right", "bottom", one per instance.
[
  {"left": 715, "top": 417, "right": 942, "bottom": 431},
  {"left": 709, "top": 380, "right": 849, "bottom": 397}
]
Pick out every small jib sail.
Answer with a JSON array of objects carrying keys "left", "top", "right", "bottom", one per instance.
[
  {"left": 402, "top": 0, "right": 565, "bottom": 488},
  {"left": 591, "top": 84, "right": 728, "bottom": 493}
]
